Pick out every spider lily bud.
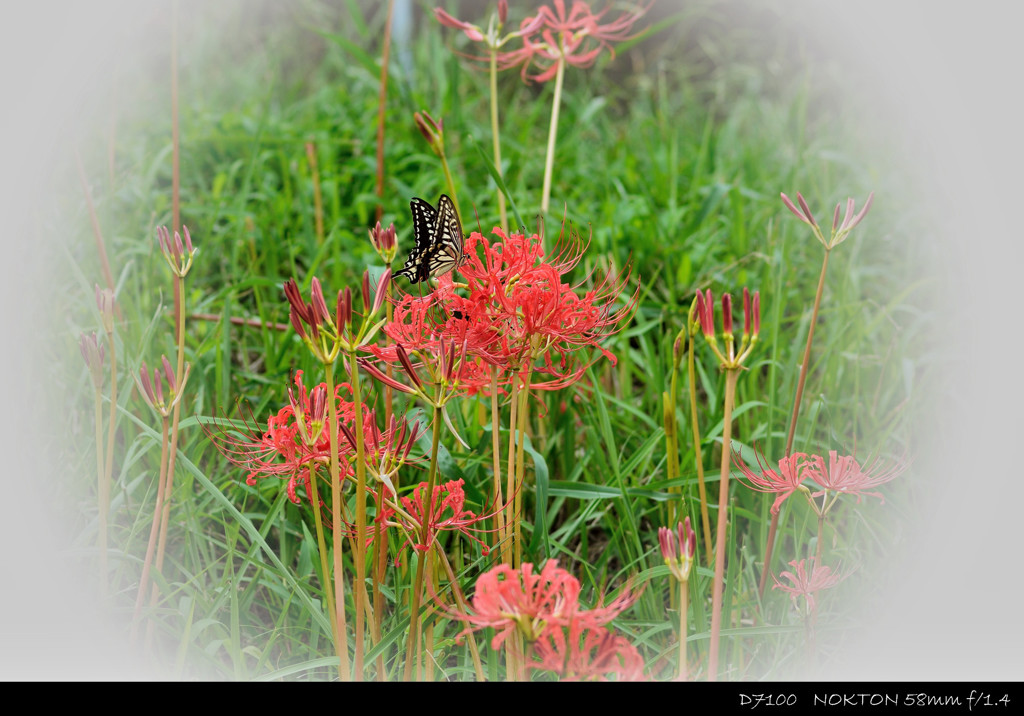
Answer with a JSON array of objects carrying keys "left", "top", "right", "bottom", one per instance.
[
  {"left": 310, "top": 277, "right": 330, "bottom": 327},
  {"left": 95, "top": 285, "right": 116, "bottom": 334},
  {"left": 659, "top": 517, "right": 696, "bottom": 583},
  {"left": 138, "top": 358, "right": 191, "bottom": 416},
  {"left": 721, "top": 293, "right": 733, "bottom": 336},
  {"left": 157, "top": 225, "right": 196, "bottom": 278},
  {"left": 369, "top": 221, "right": 397, "bottom": 263},
  {"left": 695, "top": 289, "right": 714, "bottom": 339},
  {"left": 79, "top": 332, "right": 105, "bottom": 388},
  {"left": 372, "top": 269, "right": 392, "bottom": 316},
  {"left": 414, "top": 110, "right": 445, "bottom": 157}
]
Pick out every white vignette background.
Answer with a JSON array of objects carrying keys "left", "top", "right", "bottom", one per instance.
[{"left": 0, "top": 0, "right": 1020, "bottom": 681}]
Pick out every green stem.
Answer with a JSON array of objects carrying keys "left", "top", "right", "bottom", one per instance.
[
  {"left": 540, "top": 52, "right": 566, "bottom": 217},
  {"left": 307, "top": 465, "right": 340, "bottom": 673},
  {"left": 149, "top": 273, "right": 187, "bottom": 627},
  {"left": 815, "top": 511, "right": 825, "bottom": 566},
  {"left": 324, "top": 365, "right": 351, "bottom": 680},
  {"left": 131, "top": 415, "right": 169, "bottom": 643},
  {"left": 439, "top": 152, "right": 461, "bottom": 219},
  {"left": 489, "top": 48, "right": 507, "bottom": 231},
  {"left": 490, "top": 372, "right": 506, "bottom": 552},
  {"left": 348, "top": 352, "right": 370, "bottom": 680},
  {"left": 373, "top": 0, "right": 395, "bottom": 224},
  {"left": 403, "top": 400, "right": 443, "bottom": 681},
  {"left": 93, "top": 385, "right": 107, "bottom": 597},
  {"left": 678, "top": 579, "right": 689, "bottom": 681},
  {"left": 513, "top": 370, "right": 533, "bottom": 570},
  {"left": 759, "top": 249, "right": 831, "bottom": 597},
  {"left": 688, "top": 329, "right": 714, "bottom": 566},
  {"left": 708, "top": 367, "right": 739, "bottom": 681}
]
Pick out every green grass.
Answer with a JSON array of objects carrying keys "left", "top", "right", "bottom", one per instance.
[{"left": 50, "top": 0, "right": 936, "bottom": 680}]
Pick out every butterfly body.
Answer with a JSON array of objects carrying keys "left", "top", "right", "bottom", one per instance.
[{"left": 396, "top": 194, "right": 466, "bottom": 283}]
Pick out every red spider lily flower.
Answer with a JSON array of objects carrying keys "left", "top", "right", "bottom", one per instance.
[
  {"left": 773, "top": 558, "right": 848, "bottom": 614},
  {"left": 802, "top": 450, "right": 906, "bottom": 504},
  {"left": 203, "top": 371, "right": 358, "bottom": 506},
  {"left": 374, "top": 478, "right": 500, "bottom": 556},
  {"left": 659, "top": 517, "right": 696, "bottom": 583},
  {"left": 529, "top": 620, "right": 646, "bottom": 681},
  {"left": 735, "top": 450, "right": 813, "bottom": 515},
  {"left": 441, "top": 560, "right": 638, "bottom": 651},
  {"left": 517, "top": 0, "right": 652, "bottom": 82}
]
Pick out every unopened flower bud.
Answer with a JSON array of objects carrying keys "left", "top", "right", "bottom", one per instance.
[{"left": 721, "top": 293, "right": 733, "bottom": 336}]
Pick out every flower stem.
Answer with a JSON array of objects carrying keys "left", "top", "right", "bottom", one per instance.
[
  {"left": 708, "top": 367, "right": 739, "bottom": 681},
  {"left": 540, "top": 53, "right": 566, "bottom": 217},
  {"left": 92, "top": 384, "right": 107, "bottom": 597},
  {"left": 502, "top": 377, "right": 519, "bottom": 567},
  {"left": 306, "top": 465, "right": 341, "bottom": 673},
  {"left": 102, "top": 332, "right": 117, "bottom": 572},
  {"left": 348, "top": 352, "right": 370, "bottom": 680},
  {"left": 688, "top": 329, "right": 714, "bottom": 565},
  {"left": 439, "top": 151, "right": 461, "bottom": 219},
  {"left": 403, "top": 400, "right": 443, "bottom": 681},
  {"left": 490, "top": 372, "right": 506, "bottom": 551},
  {"left": 148, "top": 272, "right": 188, "bottom": 625},
  {"left": 513, "top": 370, "right": 533, "bottom": 570},
  {"left": 306, "top": 142, "right": 325, "bottom": 245},
  {"left": 374, "top": 0, "right": 395, "bottom": 224},
  {"left": 324, "top": 365, "right": 351, "bottom": 680},
  {"left": 759, "top": 249, "right": 831, "bottom": 597},
  {"left": 678, "top": 580, "right": 689, "bottom": 681},
  {"left": 131, "top": 415, "right": 170, "bottom": 643},
  {"left": 489, "top": 47, "right": 508, "bottom": 232}
]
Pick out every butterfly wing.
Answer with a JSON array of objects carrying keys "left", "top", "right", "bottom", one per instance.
[
  {"left": 425, "top": 194, "right": 465, "bottom": 279},
  {"left": 396, "top": 194, "right": 465, "bottom": 283},
  {"left": 395, "top": 197, "right": 440, "bottom": 283}
]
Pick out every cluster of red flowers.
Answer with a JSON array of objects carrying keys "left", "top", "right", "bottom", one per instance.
[
  {"left": 368, "top": 226, "right": 637, "bottom": 393},
  {"left": 444, "top": 560, "right": 644, "bottom": 681},
  {"left": 204, "top": 371, "right": 420, "bottom": 509}
]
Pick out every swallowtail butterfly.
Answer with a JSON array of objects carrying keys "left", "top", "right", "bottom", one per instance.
[{"left": 395, "top": 194, "right": 466, "bottom": 283}]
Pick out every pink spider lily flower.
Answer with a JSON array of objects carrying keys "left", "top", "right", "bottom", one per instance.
[
  {"left": 517, "top": 0, "right": 653, "bottom": 82},
  {"left": 439, "top": 560, "right": 639, "bottom": 653},
  {"left": 802, "top": 450, "right": 907, "bottom": 505},
  {"left": 735, "top": 449, "right": 813, "bottom": 515},
  {"left": 772, "top": 558, "right": 848, "bottom": 614},
  {"left": 529, "top": 620, "right": 646, "bottom": 681},
  {"left": 435, "top": 2, "right": 545, "bottom": 73}
]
